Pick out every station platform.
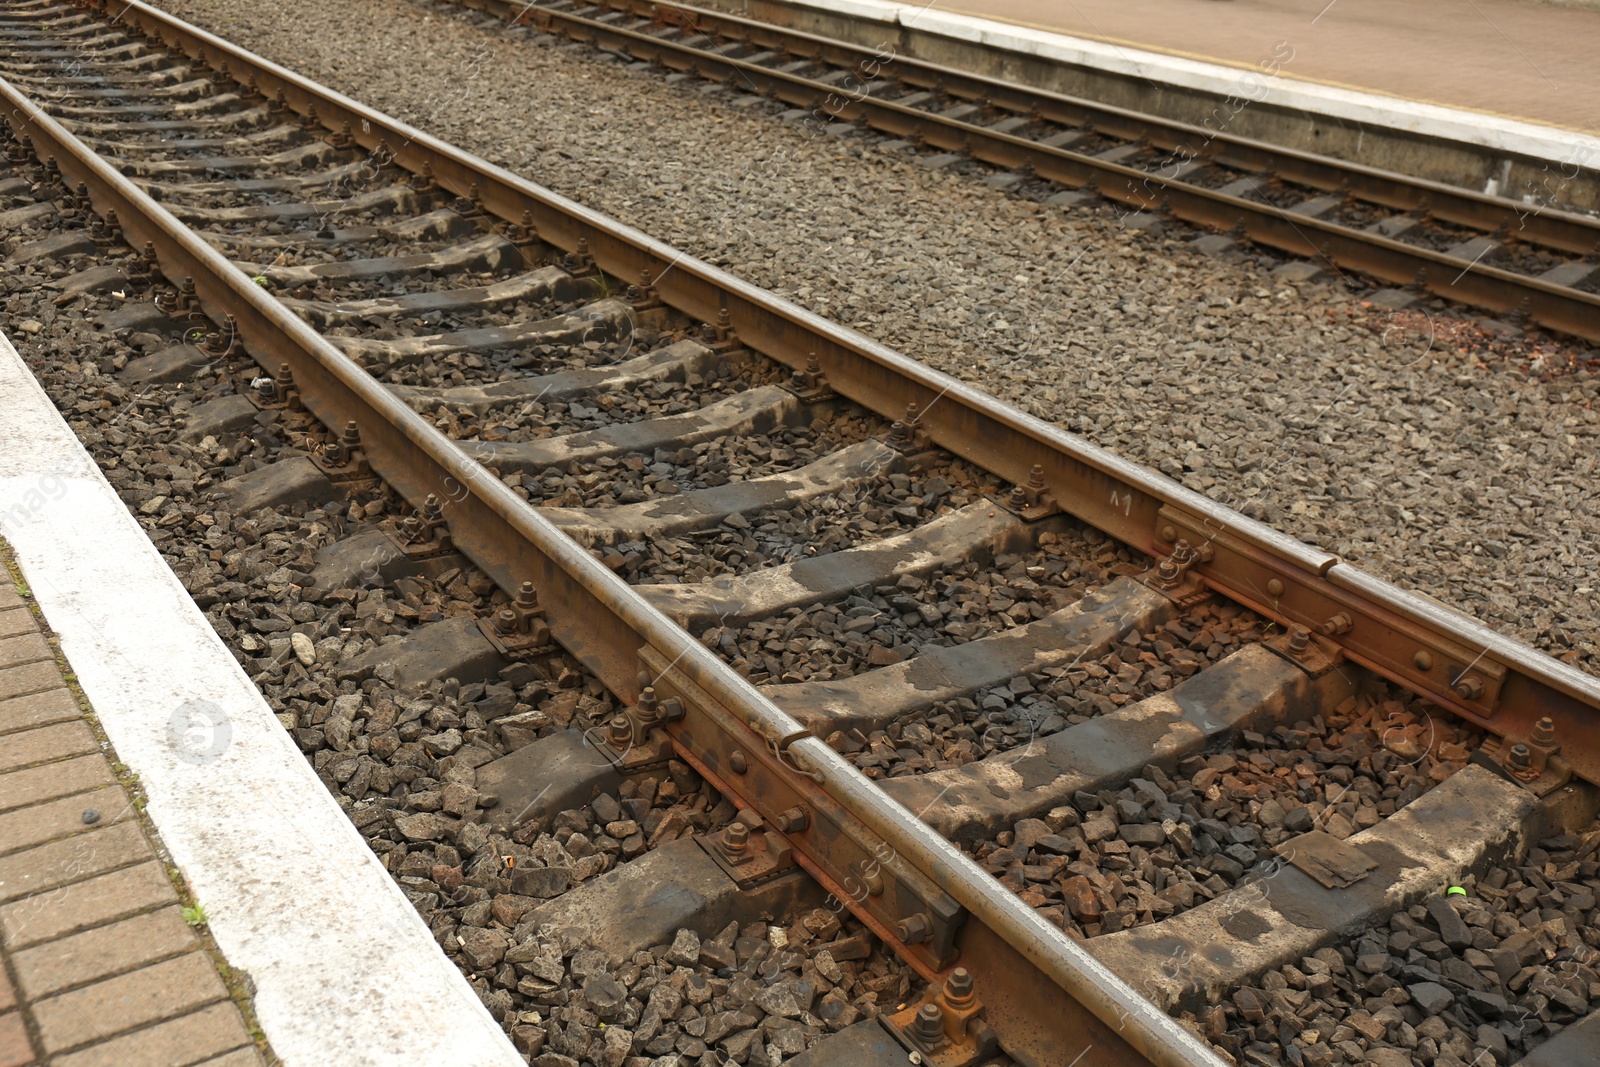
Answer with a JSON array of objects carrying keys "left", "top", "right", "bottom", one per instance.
[
  {"left": 735, "top": 0, "right": 1600, "bottom": 206},
  {"left": 0, "top": 550, "right": 267, "bottom": 1067},
  {"left": 917, "top": 0, "right": 1597, "bottom": 135},
  {"left": 0, "top": 331, "right": 525, "bottom": 1066}
]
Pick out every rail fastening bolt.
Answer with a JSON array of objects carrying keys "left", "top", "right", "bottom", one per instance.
[
  {"left": 910, "top": 1002, "right": 945, "bottom": 1046},
  {"left": 895, "top": 912, "right": 931, "bottom": 945},
  {"left": 1532, "top": 717, "right": 1556, "bottom": 747},
  {"left": 1287, "top": 626, "right": 1311, "bottom": 658},
  {"left": 943, "top": 966, "right": 975, "bottom": 1008},
  {"left": 494, "top": 608, "right": 518, "bottom": 636},
  {"left": 729, "top": 750, "right": 748, "bottom": 775},
  {"left": 607, "top": 715, "right": 632, "bottom": 747},
  {"left": 721, "top": 821, "right": 749, "bottom": 854},
  {"left": 1506, "top": 743, "right": 1535, "bottom": 779}
]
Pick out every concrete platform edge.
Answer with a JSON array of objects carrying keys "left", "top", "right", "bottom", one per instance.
[
  {"left": 782, "top": 0, "right": 1600, "bottom": 169},
  {"left": 0, "top": 332, "right": 523, "bottom": 1066}
]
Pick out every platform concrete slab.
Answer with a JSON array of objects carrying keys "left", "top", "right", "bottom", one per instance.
[{"left": 0, "top": 331, "right": 523, "bottom": 1066}]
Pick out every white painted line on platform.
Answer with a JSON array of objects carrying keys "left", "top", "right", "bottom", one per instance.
[
  {"left": 0, "top": 332, "right": 523, "bottom": 1067},
  {"left": 794, "top": 0, "right": 1600, "bottom": 170}
]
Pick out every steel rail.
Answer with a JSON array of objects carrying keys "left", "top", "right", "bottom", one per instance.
[
  {"left": 83, "top": 0, "right": 1600, "bottom": 782},
  {"left": 454, "top": 0, "right": 1600, "bottom": 341},
  {"left": 3, "top": 9, "right": 1227, "bottom": 1066}
]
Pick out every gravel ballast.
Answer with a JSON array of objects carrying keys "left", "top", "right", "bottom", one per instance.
[
  {"left": 145, "top": 0, "right": 1600, "bottom": 678},
  {"left": 0, "top": 229, "right": 917, "bottom": 1066}
]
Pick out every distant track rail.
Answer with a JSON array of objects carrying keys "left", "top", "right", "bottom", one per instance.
[
  {"left": 446, "top": 0, "right": 1600, "bottom": 341},
  {"left": 4, "top": 1, "right": 1600, "bottom": 1064}
]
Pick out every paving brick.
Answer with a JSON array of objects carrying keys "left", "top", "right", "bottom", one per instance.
[
  {"left": 0, "top": 967, "right": 12, "bottom": 1012},
  {"left": 36, "top": 951, "right": 229, "bottom": 1054},
  {"left": 0, "top": 821, "right": 148, "bottom": 905},
  {"left": 0, "top": 660, "right": 61, "bottom": 703},
  {"left": 15, "top": 906, "right": 197, "bottom": 1000},
  {"left": 0, "top": 634, "right": 49, "bottom": 672},
  {"left": 0, "top": 755, "right": 113, "bottom": 814},
  {"left": 1, "top": 861, "right": 175, "bottom": 949},
  {"left": 0, "top": 585, "right": 20, "bottom": 612},
  {"left": 0, "top": 720, "right": 96, "bottom": 774},
  {"left": 194, "top": 1047, "right": 266, "bottom": 1067},
  {"left": 0, "top": 1011, "right": 33, "bottom": 1067},
  {"left": 0, "top": 784, "right": 130, "bottom": 859},
  {"left": 0, "top": 610, "right": 32, "bottom": 641},
  {"left": 51, "top": 1001, "right": 253, "bottom": 1067},
  {"left": 0, "top": 689, "right": 79, "bottom": 734}
]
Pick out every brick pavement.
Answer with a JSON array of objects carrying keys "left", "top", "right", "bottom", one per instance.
[{"left": 0, "top": 571, "right": 268, "bottom": 1067}]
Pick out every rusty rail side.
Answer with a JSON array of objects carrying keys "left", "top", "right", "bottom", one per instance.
[{"left": 1, "top": 13, "right": 1229, "bottom": 1067}]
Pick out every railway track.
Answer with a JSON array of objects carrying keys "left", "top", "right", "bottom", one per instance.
[
  {"left": 432, "top": 0, "right": 1600, "bottom": 344},
  {"left": 4, "top": 1, "right": 1600, "bottom": 1065}
]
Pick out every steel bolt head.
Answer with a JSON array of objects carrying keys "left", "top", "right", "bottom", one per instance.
[
  {"left": 911, "top": 1001, "right": 944, "bottom": 1042},
  {"left": 1287, "top": 626, "right": 1311, "bottom": 655},
  {"left": 722, "top": 822, "right": 749, "bottom": 852},
  {"left": 729, "top": 750, "right": 748, "bottom": 775},
  {"left": 606, "top": 715, "right": 632, "bottom": 746},
  {"left": 1532, "top": 717, "right": 1556, "bottom": 746},
  {"left": 943, "top": 967, "right": 975, "bottom": 1005},
  {"left": 896, "top": 912, "right": 931, "bottom": 944},
  {"left": 1506, "top": 743, "right": 1533, "bottom": 773}
]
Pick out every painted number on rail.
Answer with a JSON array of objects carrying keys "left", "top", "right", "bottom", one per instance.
[{"left": 1110, "top": 489, "right": 1134, "bottom": 516}]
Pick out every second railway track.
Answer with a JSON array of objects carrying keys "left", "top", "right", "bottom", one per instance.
[
  {"left": 4, "top": 1, "right": 1600, "bottom": 1065},
  {"left": 433, "top": 0, "right": 1600, "bottom": 343}
]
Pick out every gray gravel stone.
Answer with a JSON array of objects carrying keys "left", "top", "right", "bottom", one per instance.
[
  {"left": 1408, "top": 980, "right": 1453, "bottom": 1014},
  {"left": 666, "top": 927, "right": 700, "bottom": 966}
]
